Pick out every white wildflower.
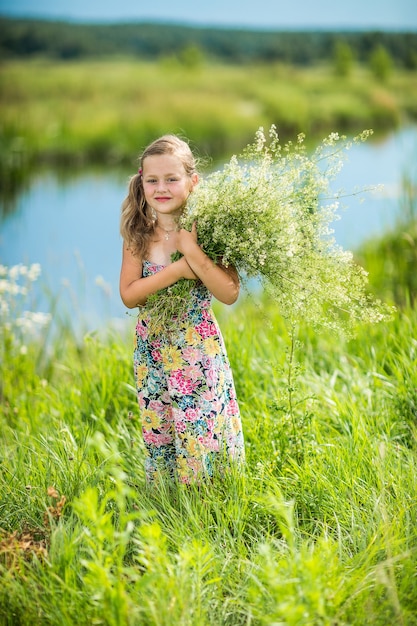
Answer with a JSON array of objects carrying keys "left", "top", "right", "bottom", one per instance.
[
  {"left": 27, "top": 263, "right": 41, "bottom": 281},
  {"left": 16, "top": 310, "right": 51, "bottom": 332},
  {"left": 9, "top": 264, "right": 22, "bottom": 280},
  {"left": 147, "top": 127, "right": 391, "bottom": 336},
  {"left": 0, "top": 280, "right": 24, "bottom": 295},
  {"left": 1, "top": 262, "right": 51, "bottom": 355},
  {"left": 31, "top": 311, "right": 52, "bottom": 326}
]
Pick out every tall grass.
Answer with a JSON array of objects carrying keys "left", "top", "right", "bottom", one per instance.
[
  {"left": 1, "top": 241, "right": 417, "bottom": 624},
  {"left": 2, "top": 57, "right": 415, "bottom": 212},
  {"left": 356, "top": 171, "right": 417, "bottom": 308},
  {"left": 1, "top": 58, "right": 414, "bottom": 168}
]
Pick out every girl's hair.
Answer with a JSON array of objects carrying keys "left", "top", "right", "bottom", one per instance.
[{"left": 120, "top": 134, "right": 198, "bottom": 258}]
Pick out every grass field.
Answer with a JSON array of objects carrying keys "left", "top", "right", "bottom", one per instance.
[
  {"left": 1, "top": 57, "right": 417, "bottom": 623},
  {"left": 1, "top": 57, "right": 416, "bottom": 169},
  {"left": 1, "top": 251, "right": 417, "bottom": 624}
]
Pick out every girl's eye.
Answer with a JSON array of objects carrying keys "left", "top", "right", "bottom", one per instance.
[{"left": 145, "top": 178, "right": 178, "bottom": 183}]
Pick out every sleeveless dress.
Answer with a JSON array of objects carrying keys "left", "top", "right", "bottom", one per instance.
[{"left": 134, "top": 260, "right": 245, "bottom": 483}]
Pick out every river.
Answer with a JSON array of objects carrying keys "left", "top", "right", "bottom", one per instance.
[{"left": 1, "top": 126, "right": 416, "bottom": 334}]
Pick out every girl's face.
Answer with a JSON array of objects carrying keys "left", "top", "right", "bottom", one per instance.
[{"left": 142, "top": 154, "right": 198, "bottom": 218}]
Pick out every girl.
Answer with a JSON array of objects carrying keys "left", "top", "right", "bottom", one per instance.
[{"left": 120, "top": 134, "right": 245, "bottom": 484}]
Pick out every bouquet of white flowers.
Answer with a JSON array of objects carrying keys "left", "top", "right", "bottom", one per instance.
[{"left": 145, "top": 126, "right": 392, "bottom": 336}]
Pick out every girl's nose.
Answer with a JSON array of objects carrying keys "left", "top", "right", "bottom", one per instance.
[{"left": 156, "top": 181, "right": 167, "bottom": 192}]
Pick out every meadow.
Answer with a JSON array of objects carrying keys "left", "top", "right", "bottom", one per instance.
[
  {"left": 1, "top": 56, "right": 416, "bottom": 171},
  {"left": 1, "top": 53, "right": 417, "bottom": 625},
  {"left": 1, "top": 234, "right": 417, "bottom": 625},
  {"left": 2, "top": 55, "right": 416, "bottom": 212}
]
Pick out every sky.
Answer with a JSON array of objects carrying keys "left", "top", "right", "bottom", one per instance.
[{"left": 0, "top": 0, "right": 416, "bottom": 30}]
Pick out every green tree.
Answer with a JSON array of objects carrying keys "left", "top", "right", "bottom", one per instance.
[
  {"left": 369, "top": 44, "right": 393, "bottom": 81},
  {"left": 178, "top": 44, "right": 204, "bottom": 69},
  {"left": 333, "top": 40, "right": 354, "bottom": 77}
]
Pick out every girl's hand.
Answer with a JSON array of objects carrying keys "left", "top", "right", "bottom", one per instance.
[
  {"left": 176, "top": 222, "right": 198, "bottom": 256},
  {"left": 174, "top": 256, "right": 198, "bottom": 280}
]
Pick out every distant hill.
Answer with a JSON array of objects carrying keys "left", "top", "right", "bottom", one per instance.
[{"left": 1, "top": 17, "right": 416, "bottom": 67}]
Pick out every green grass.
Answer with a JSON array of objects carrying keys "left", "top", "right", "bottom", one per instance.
[
  {"left": 1, "top": 57, "right": 415, "bottom": 168},
  {"left": 1, "top": 259, "right": 417, "bottom": 624},
  {"left": 2, "top": 56, "right": 415, "bottom": 211},
  {"left": 1, "top": 154, "right": 417, "bottom": 624},
  {"left": 356, "top": 174, "right": 417, "bottom": 309}
]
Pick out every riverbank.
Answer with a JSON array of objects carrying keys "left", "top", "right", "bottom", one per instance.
[
  {"left": 1, "top": 115, "right": 416, "bottom": 620},
  {"left": 1, "top": 57, "right": 416, "bottom": 170},
  {"left": 1, "top": 124, "right": 416, "bottom": 336}
]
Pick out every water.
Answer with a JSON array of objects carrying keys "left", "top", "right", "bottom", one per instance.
[
  {"left": 330, "top": 126, "right": 417, "bottom": 247},
  {"left": 0, "top": 172, "right": 128, "bottom": 332},
  {"left": 1, "top": 126, "right": 416, "bottom": 333}
]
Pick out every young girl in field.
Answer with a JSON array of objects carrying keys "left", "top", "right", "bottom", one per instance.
[{"left": 120, "top": 135, "right": 245, "bottom": 484}]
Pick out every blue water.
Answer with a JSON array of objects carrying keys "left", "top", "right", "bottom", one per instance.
[
  {"left": 1, "top": 126, "right": 416, "bottom": 332},
  {"left": 330, "top": 126, "right": 417, "bottom": 248},
  {"left": 0, "top": 172, "right": 128, "bottom": 331}
]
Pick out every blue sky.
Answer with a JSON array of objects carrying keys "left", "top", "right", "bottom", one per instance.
[{"left": 0, "top": 0, "right": 416, "bottom": 30}]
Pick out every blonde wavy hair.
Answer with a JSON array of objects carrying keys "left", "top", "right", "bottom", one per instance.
[{"left": 120, "top": 134, "right": 198, "bottom": 258}]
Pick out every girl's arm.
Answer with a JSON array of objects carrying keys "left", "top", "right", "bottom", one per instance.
[
  {"left": 119, "top": 244, "right": 197, "bottom": 309},
  {"left": 176, "top": 225, "right": 240, "bottom": 305}
]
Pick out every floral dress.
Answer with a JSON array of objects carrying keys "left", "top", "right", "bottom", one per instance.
[{"left": 134, "top": 260, "right": 245, "bottom": 483}]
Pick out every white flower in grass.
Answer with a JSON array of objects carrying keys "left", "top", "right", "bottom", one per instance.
[
  {"left": 16, "top": 310, "right": 51, "bottom": 332},
  {"left": 0, "top": 280, "right": 25, "bottom": 295},
  {"left": 0, "top": 300, "right": 9, "bottom": 315},
  {"left": 27, "top": 263, "right": 41, "bottom": 281},
  {"left": 32, "top": 311, "right": 52, "bottom": 326},
  {"left": 9, "top": 264, "right": 22, "bottom": 280}
]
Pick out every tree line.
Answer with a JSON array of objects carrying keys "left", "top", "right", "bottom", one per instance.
[{"left": 0, "top": 17, "right": 416, "bottom": 68}]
